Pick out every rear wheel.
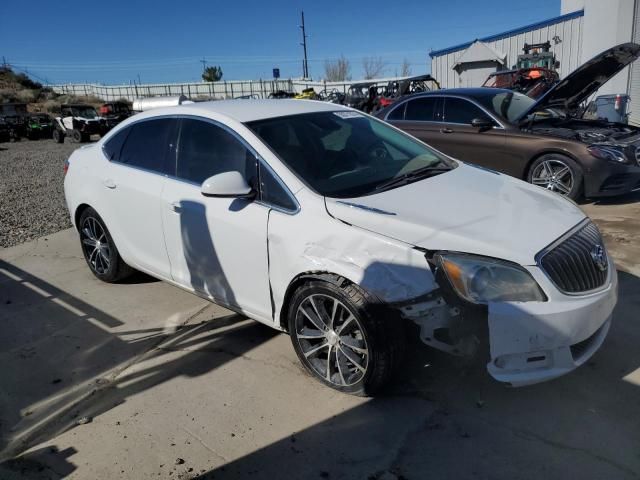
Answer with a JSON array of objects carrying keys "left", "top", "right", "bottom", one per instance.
[
  {"left": 287, "top": 278, "right": 404, "bottom": 396},
  {"left": 78, "top": 207, "right": 134, "bottom": 283},
  {"left": 71, "top": 129, "right": 82, "bottom": 143},
  {"left": 527, "top": 153, "right": 583, "bottom": 200}
]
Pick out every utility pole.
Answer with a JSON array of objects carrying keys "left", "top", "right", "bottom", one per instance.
[
  {"left": 299, "top": 11, "right": 309, "bottom": 79},
  {"left": 200, "top": 57, "right": 207, "bottom": 72}
]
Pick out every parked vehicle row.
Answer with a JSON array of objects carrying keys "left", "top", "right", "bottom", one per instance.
[{"left": 0, "top": 101, "right": 133, "bottom": 143}]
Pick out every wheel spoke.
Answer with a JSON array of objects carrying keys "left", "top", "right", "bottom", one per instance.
[
  {"left": 325, "top": 345, "right": 333, "bottom": 380},
  {"left": 298, "top": 305, "right": 327, "bottom": 332},
  {"left": 297, "top": 327, "right": 325, "bottom": 340},
  {"left": 531, "top": 177, "right": 548, "bottom": 185},
  {"left": 336, "top": 349, "right": 347, "bottom": 385},
  {"left": 338, "top": 345, "right": 366, "bottom": 372},
  {"left": 309, "top": 295, "right": 330, "bottom": 329},
  {"left": 555, "top": 182, "right": 571, "bottom": 194},
  {"left": 555, "top": 166, "right": 570, "bottom": 179},
  {"left": 336, "top": 315, "right": 355, "bottom": 334},
  {"left": 340, "top": 336, "right": 368, "bottom": 355},
  {"left": 329, "top": 299, "right": 338, "bottom": 330},
  {"left": 303, "top": 341, "right": 329, "bottom": 358},
  {"left": 543, "top": 161, "right": 553, "bottom": 177},
  {"left": 82, "top": 237, "right": 97, "bottom": 247}
]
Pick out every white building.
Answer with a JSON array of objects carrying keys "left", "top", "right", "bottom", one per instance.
[{"left": 430, "top": 0, "right": 640, "bottom": 125}]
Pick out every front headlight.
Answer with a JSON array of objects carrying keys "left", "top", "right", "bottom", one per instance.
[
  {"left": 435, "top": 253, "right": 546, "bottom": 304},
  {"left": 587, "top": 145, "right": 629, "bottom": 164}
]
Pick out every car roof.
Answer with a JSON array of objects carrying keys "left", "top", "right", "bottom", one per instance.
[
  {"left": 416, "top": 87, "right": 514, "bottom": 98},
  {"left": 139, "top": 99, "right": 352, "bottom": 123}
]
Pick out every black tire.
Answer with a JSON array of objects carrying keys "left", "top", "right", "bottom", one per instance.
[
  {"left": 80, "top": 133, "right": 90, "bottom": 143},
  {"left": 78, "top": 207, "right": 134, "bottom": 283},
  {"left": 527, "top": 153, "right": 583, "bottom": 200},
  {"left": 71, "top": 129, "right": 82, "bottom": 143},
  {"left": 53, "top": 129, "right": 64, "bottom": 143},
  {"left": 287, "top": 276, "right": 404, "bottom": 396}
]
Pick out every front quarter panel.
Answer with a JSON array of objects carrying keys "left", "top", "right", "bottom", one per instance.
[{"left": 268, "top": 188, "right": 438, "bottom": 324}]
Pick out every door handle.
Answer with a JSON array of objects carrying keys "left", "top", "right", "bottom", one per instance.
[
  {"left": 440, "top": 127, "right": 454, "bottom": 134},
  {"left": 169, "top": 202, "right": 182, "bottom": 213},
  {"left": 102, "top": 178, "right": 117, "bottom": 189}
]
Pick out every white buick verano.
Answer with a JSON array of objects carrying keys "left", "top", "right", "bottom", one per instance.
[{"left": 64, "top": 100, "right": 617, "bottom": 394}]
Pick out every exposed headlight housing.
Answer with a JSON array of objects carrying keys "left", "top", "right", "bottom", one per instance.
[
  {"left": 587, "top": 145, "right": 629, "bottom": 164},
  {"left": 435, "top": 253, "right": 547, "bottom": 304}
]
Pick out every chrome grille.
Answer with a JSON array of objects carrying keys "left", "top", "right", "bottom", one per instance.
[{"left": 538, "top": 222, "right": 608, "bottom": 294}]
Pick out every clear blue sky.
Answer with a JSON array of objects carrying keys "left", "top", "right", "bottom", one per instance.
[{"left": 0, "top": 0, "right": 560, "bottom": 85}]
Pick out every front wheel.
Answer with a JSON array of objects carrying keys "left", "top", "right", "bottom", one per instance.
[
  {"left": 287, "top": 278, "right": 404, "bottom": 396},
  {"left": 78, "top": 207, "right": 134, "bottom": 283},
  {"left": 527, "top": 154, "right": 583, "bottom": 200},
  {"left": 53, "top": 129, "right": 64, "bottom": 143}
]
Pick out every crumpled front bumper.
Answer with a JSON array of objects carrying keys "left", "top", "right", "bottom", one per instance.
[{"left": 486, "top": 263, "right": 618, "bottom": 387}]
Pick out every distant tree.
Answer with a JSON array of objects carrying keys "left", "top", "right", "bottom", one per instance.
[
  {"left": 362, "top": 57, "right": 387, "bottom": 79},
  {"left": 324, "top": 55, "right": 351, "bottom": 82},
  {"left": 401, "top": 59, "right": 412, "bottom": 77},
  {"left": 202, "top": 66, "right": 223, "bottom": 82}
]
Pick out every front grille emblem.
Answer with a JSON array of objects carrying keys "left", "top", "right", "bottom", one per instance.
[{"left": 590, "top": 244, "right": 608, "bottom": 272}]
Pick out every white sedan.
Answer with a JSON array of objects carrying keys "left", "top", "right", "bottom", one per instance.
[{"left": 64, "top": 100, "right": 617, "bottom": 394}]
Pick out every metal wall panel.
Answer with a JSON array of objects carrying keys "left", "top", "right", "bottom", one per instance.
[
  {"left": 629, "top": 0, "right": 640, "bottom": 125},
  {"left": 431, "top": 15, "right": 584, "bottom": 88}
]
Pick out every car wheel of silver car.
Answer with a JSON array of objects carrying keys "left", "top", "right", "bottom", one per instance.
[
  {"left": 528, "top": 154, "right": 583, "bottom": 200},
  {"left": 287, "top": 277, "right": 404, "bottom": 396},
  {"left": 78, "top": 207, "right": 134, "bottom": 283}
]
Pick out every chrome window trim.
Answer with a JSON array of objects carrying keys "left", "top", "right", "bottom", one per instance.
[
  {"left": 385, "top": 94, "right": 506, "bottom": 130},
  {"left": 534, "top": 218, "right": 611, "bottom": 297},
  {"left": 105, "top": 114, "right": 300, "bottom": 215}
]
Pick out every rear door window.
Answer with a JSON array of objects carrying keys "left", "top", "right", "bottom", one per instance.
[
  {"left": 118, "top": 118, "right": 175, "bottom": 174},
  {"left": 405, "top": 97, "right": 438, "bottom": 121},
  {"left": 176, "top": 118, "right": 257, "bottom": 185},
  {"left": 443, "top": 97, "right": 486, "bottom": 124}
]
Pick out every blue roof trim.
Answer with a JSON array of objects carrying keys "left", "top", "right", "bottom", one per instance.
[{"left": 429, "top": 9, "right": 584, "bottom": 58}]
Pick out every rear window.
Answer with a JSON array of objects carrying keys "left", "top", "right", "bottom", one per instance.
[{"left": 405, "top": 97, "right": 438, "bottom": 121}]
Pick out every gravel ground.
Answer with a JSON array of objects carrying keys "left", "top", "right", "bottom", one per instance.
[{"left": 0, "top": 139, "right": 82, "bottom": 248}]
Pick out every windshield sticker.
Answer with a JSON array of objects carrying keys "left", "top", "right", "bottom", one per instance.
[{"left": 333, "top": 111, "right": 363, "bottom": 119}]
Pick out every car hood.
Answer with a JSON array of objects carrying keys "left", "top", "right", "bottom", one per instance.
[
  {"left": 324, "top": 164, "right": 586, "bottom": 266},
  {"left": 517, "top": 42, "right": 640, "bottom": 120}
]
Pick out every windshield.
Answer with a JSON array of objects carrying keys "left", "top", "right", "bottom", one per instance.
[
  {"left": 247, "top": 111, "right": 455, "bottom": 198},
  {"left": 475, "top": 91, "right": 537, "bottom": 123},
  {"left": 67, "top": 107, "right": 98, "bottom": 118}
]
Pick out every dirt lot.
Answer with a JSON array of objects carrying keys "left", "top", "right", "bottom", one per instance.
[
  {"left": 0, "top": 141, "right": 639, "bottom": 479},
  {"left": 0, "top": 139, "right": 79, "bottom": 248}
]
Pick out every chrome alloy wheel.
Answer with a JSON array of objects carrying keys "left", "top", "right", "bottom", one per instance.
[
  {"left": 80, "top": 217, "right": 111, "bottom": 275},
  {"left": 294, "top": 294, "right": 369, "bottom": 387},
  {"left": 530, "top": 159, "right": 574, "bottom": 196}
]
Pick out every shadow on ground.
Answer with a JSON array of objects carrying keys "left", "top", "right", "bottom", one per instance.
[
  {"left": 196, "top": 270, "right": 640, "bottom": 480},
  {"left": 0, "top": 258, "right": 275, "bottom": 466}
]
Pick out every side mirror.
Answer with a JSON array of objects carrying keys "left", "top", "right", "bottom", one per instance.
[
  {"left": 471, "top": 117, "right": 495, "bottom": 130},
  {"left": 201, "top": 171, "right": 255, "bottom": 199}
]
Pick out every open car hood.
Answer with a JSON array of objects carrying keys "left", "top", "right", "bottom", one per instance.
[
  {"left": 324, "top": 164, "right": 585, "bottom": 266},
  {"left": 517, "top": 42, "right": 640, "bottom": 120}
]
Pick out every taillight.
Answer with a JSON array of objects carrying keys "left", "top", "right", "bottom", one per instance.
[
  {"left": 64, "top": 159, "right": 70, "bottom": 176},
  {"left": 615, "top": 94, "right": 621, "bottom": 112}
]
